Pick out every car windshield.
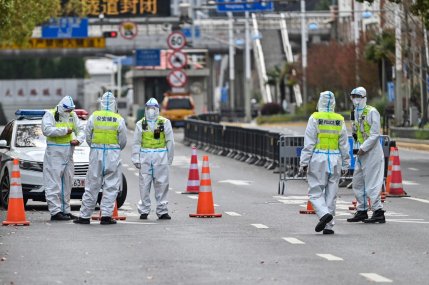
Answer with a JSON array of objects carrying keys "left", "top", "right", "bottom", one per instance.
[
  {"left": 167, "top": 98, "right": 192, "bottom": 109},
  {"left": 15, "top": 124, "right": 46, "bottom": 148}
]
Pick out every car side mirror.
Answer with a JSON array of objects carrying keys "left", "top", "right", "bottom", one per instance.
[{"left": 0, "top": 140, "right": 9, "bottom": 148}]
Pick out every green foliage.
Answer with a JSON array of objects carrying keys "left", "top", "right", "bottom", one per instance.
[
  {"left": 256, "top": 114, "right": 308, "bottom": 125},
  {"left": 296, "top": 101, "right": 318, "bottom": 116},
  {"left": 369, "top": 96, "right": 388, "bottom": 117},
  {"left": 364, "top": 30, "right": 395, "bottom": 64}
]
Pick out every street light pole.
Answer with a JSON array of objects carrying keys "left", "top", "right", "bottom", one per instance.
[
  {"left": 244, "top": 11, "right": 251, "bottom": 122},
  {"left": 300, "top": 0, "right": 307, "bottom": 106},
  {"left": 394, "top": 4, "right": 403, "bottom": 126},
  {"left": 228, "top": 11, "right": 235, "bottom": 112}
]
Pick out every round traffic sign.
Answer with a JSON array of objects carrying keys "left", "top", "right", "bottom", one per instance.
[
  {"left": 167, "top": 70, "right": 188, "bottom": 88},
  {"left": 119, "top": 21, "right": 138, "bottom": 40},
  {"left": 167, "top": 31, "right": 186, "bottom": 50},
  {"left": 168, "top": 51, "right": 187, "bottom": 69}
]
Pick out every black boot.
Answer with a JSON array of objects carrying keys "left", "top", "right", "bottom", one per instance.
[
  {"left": 315, "top": 213, "right": 333, "bottom": 232},
  {"left": 100, "top": 216, "right": 117, "bottom": 225},
  {"left": 158, "top": 213, "right": 171, "bottom": 220},
  {"left": 363, "top": 209, "right": 386, "bottom": 224},
  {"left": 64, "top": 213, "right": 78, "bottom": 220},
  {"left": 140, "top": 213, "right": 148, "bottom": 220},
  {"left": 73, "top": 217, "right": 90, "bottom": 224},
  {"left": 347, "top": 211, "right": 368, "bottom": 222},
  {"left": 51, "top": 212, "right": 71, "bottom": 221}
]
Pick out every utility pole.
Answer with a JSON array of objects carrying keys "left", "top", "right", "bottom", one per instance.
[
  {"left": 228, "top": 12, "right": 235, "bottom": 112},
  {"left": 244, "top": 11, "right": 252, "bottom": 122},
  {"left": 300, "top": 0, "right": 307, "bottom": 106},
  {"left": 394, "top": 4, "right": 403, "bottom": 126}
]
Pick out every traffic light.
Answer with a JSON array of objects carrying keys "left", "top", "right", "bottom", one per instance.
[{"left": 103, "top": 31, "right": 118, "bottom": 38}]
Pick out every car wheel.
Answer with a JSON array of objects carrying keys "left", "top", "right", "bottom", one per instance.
[
  {"left": 96, "top": 173, "right": 128, "bottom": 209},
  {"left": 0, "top": 170, "right": 10, "bottom": 209}
]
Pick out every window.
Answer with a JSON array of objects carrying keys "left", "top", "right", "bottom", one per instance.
[
  {"left": 167, "top": 98, "right": 192, "bottom": 110},
  {"left": 15, "top": 124, "right": 46, "bottom": 148}
]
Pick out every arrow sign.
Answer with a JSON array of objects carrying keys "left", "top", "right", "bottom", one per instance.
[
  {"left": 168, "top": 51, "right": 187, "bottom": 69},
  {"left": 167, "top": 70, "right": 188, "bottom": 88}
]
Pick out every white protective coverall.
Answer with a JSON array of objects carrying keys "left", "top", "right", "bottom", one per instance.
[
  {"left": 299, "top": 91, "right": 350, "bottom": 230},
  {"left": 42, "top": 96, "right": 85, "bottom": 216},
  {"left": 78, "top": 92, "right": 127, "bottom": 218},
  {"left": 351, "top": 87, "right": 384, "bottom": 212},
  {"left": 132, "top": 98, "right": 175, "bottom": 217}
]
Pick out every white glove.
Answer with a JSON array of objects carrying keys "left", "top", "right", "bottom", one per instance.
[
  {"left": 297, "top": 166, "right": 307, "bottom": 177},
  {"left": 134, "top": 163, "right": 141, "bottom": 169}
]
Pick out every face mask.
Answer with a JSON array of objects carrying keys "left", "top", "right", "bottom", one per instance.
[
  {"left": 147, "top": 108, "right": 156, "bottom": 118},
  {"left": 352, "top": 98, "right": 363, "bottom": 107}
]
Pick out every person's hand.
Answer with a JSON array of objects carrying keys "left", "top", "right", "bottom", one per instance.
[
  {"left": 357, "top": 149, "right": 365, "bottom": 156},
  {"left": 134, "top": 163, "right": 141, "bottom": 169},
  {"left": 66, "top": 128, "right": 73, "bottom": 134},
  {"left": 70, "top": 140, "right": 80, "bottom": 146},
  {"left": 298, "top": 166, "right": 308, "bottom": 177},
  {"left": 341, "top": 169, "right": 349, "bottom": 176}
]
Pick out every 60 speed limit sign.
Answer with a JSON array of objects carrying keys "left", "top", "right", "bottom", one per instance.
[{"left": 167, "top": 31, "right": 186, "bottom": 50}]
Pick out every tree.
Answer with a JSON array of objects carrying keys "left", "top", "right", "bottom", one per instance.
[{"left": 0, "top": 0, "right": 86, "bottom": 46}]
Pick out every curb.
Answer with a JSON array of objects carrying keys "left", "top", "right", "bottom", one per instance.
[{"left": 396, "top": 141, "right": 429, "bottom": 152}]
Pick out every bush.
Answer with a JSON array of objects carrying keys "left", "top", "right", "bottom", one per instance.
[
  {"left": 260, "top": 102, "right": 283, "bottom": 116},
  {"left": 256, "top": 114, "right": 308, "bottom": 124}
]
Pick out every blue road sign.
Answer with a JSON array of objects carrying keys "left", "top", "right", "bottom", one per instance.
[
  {"left": 387, "top": 81, "right": 395, "bottom": 102},
  {"left": 216, "top": 0, "right": 274, "bottom": 12},
  {"left": 135, "top": 49, "right": 161, "bottom": 67},
  {"left": 181, "top": 27, "right": 201, "bottom": 39},
  {"left": 42, "top": 17, "right": 88, "bottom": 39}
]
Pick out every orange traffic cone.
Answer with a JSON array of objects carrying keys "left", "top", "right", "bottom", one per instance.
[
  {"left": 2, "top": 159, "right": 30, "bottom": 226},
  {"left": 189, "top": 156, "right": 222, "bottom": 218},
  {"left": 385, "top": 147, "right": 394, "bottom": 194},
  {"left": 299, "top": 200, "right": 316, "bottom": 214},
  {"left": 182, "top": 146, "right": 200, "bottom": 194},
  {"left": 387, "top": 147, "right": 409, "bottom": 197},
  {"left": 92, "top": 201, "right": 126, "bottom": 221}
]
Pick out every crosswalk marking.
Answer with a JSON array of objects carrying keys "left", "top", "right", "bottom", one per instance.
[
  {"left": 316, "top": 254, "right": 343, "bottom": 261},
  {"left": 360, "top": 273, "right": 392, "bottom": 283},
  {"left": 251, "top": 224, "right": 268, "bottom": 229},
  {"left": 225, "top": 212, "right": 241, "bottom": 216},
  {"left": 282, "top": 237, "right": 305, "bottom": 244}
]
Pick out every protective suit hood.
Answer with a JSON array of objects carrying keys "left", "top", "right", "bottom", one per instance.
[
  {"left": 145, "top": 98, "right": 160, "bottom": 121},
  {"left": 317, "top": 91, "right": 336, "bottom": 112},
  {"left": 100, "top": 91, "right": 117, "bottom": 112},
  {"left": 350, "top": 87, "right": 367, "bottom": 112},
  {"left": 57, "top": 96, "right": 75, "bottom": 119}
]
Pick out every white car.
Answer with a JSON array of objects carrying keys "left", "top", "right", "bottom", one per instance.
[{"left": 0, "top": 109, "right": 127, "bottom": 209}]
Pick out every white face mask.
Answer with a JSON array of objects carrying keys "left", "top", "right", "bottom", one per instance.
[
  {"left": 352, "top": 98, "right": 362, "bottom": 107},
  {"left": 146, "top": 108, "right": 156, "bottom": 118}
]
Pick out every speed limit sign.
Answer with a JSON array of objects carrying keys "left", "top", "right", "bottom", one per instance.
[
  {"left": 167, "top": 31, "right": 186, "bottom": 50},
  {"left": 167, "top": 70, "right": 188, "bottom": 88}
]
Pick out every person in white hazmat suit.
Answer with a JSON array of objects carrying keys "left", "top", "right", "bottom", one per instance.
[
  {"left": 347, "top": 87, "right": 386, "bottom": 223},
  {"left": 74, "top": 91, "right": 127, "bottom": 225},
  {"left": 42, "top": 96, "right": 85, "bottom": 221},
  {"left": 299, "top": 91, "right": 350, "bottom": 234},
  {"left": 132, "top": 98, "right": 174, "bottom": 220}
]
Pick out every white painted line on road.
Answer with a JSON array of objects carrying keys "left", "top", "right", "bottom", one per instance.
[
  {"left": 273, "top": 195, "right": 308, "bottom": 200},
  {"left": 387, "top": 219, "right": 429, "bottom": 224},
  {"left": 404, "top": 197, "right": 429, "bottom": 204},
  {"left": 360, "top": 273, "right": 392, "bottom": 283},
  {"left": 123, "top": 163, "right": 129, "bottom": 167},
  {"left": 316, "top": 254, "right": 343, "bottom": 261},
  {"left": 225, "top": 211, "right": 241, "bottom": 216},
  {"left": 127, "top": 167, "right": 134, "bottom": 171},
  {"left": 134, "top": 173, "right": 139, "bottom": 177},
  {"left": 188, "top": 196, "right": 198, "bottom": 200},
  {"left": 120, "top": 221, "right": 158, "bottom": 225},
  {"left": 175, "top": 191, "right": 182, "bottom": 194},
  {"left": 282, "top": 237, "right": 305, "bottom": 244},
  {"left": 214, "top": 204, "right": 219, "bottom": 207},
  {"left": 408, "top": 167, "right": 419, "bottom": 171},
  {"left": 251, "top": 224, "right": 269, "bottom": 229},
  {"left": 403, "top": 180, "right": 419, "bottom": 186},
  {"left": 219, "top": 180, "right": 252, "bottom": 186}
]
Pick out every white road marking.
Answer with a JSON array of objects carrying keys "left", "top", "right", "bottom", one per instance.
[
  {"left": 219, "top": 180, "right": 252, "bottom": 186},
  {"left": 279, "top": 200, "right": 306, "bottom": 205},
  {"left": 120, "top": 221, "right": 157, "bottom": 225},
  {"left": 214, "top": 204, "right": 219, "bottom": 207},
  {"left": 127, "top": 167, "right": 134, "bottom": 171},
  {"left": 251, "top": 224, "right": 268, "bottom": 229},
  {"left": 316, "top": 254, "right": 343, "bottom": 261},
  {"left": 282, "top": 237, "right": 305, "bottom": 244},
  {"left": 134, "top": 173, "right": 139, "bottom": 176},
  {"left": 273, "top": 195, "right": 308, "bottom": 200},
  {"left": 402, "top": 180, "right": 419, "bottom": 186},
  {"left": 175, "top": 191, "right": 182, "bottom": 194},
  {"left": 408, "top": 167, "right": 419, "bottom": 171},
  {"left": 387, "top": 219, "right": 429, "bottom": 224},
  {"left": 360, "top": 273, "right": 392, "bottom": 283},
  {"left": 225, "top": 212, "right": 241, "bottom": 216},
  {"left": 122, "top": 163, "right": 129, "bottom": 167},
  {"left": 188, "top": 196, "right": 198, "bottom": 200},
  {"left": 404, "top": 197, "right": 429, "bottom": 204}
]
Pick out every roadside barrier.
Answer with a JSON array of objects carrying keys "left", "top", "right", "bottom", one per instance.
[
  {"left": 2, "top": 159, "right": 30, "bottom": 226},
  {"left": 387, "top": 147, "right": 409, "bottom": 197},
  {"left": 189, "top": 156, "right": 222, "bottom": 218},
  {"left": 183, "top": 146, "right": 200, "bottom": 194},
  {"left": 92, "top": 201, "right": 126, "bottom": 221}
]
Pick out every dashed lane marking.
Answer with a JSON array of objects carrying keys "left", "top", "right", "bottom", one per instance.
[
  {"left": 316, "top": 254, "right": 343, "bottom": 261},
  {"left": 251, "top": 224, "right": 269, "bottom": 229},
  {"left": 408, "top": 167, "right": 419, "bottom": 171},
  {"left": 282, "top": 237, "right": 305, "bottom": 244},
  {"left": 360, "top": 273, "right": 392, "bottom": 283},
  {"left": 403, "top": 180, "right": 419, "bottom": 186},
  {"left": 225, "top": 212, "right": 241, "bottom": 216},
  {"left": 404, "top": 197, "right": 429, "bottom": 204},
  {"left": 219, "top": 180, "right": 253, "bottom": 186},
  {"left": 387, "top": 219, "right": 429, "bottom": 224}
]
